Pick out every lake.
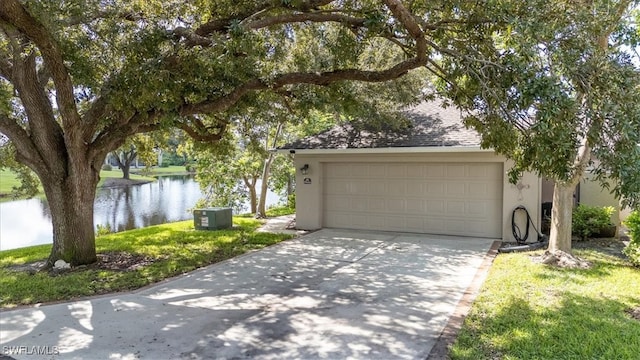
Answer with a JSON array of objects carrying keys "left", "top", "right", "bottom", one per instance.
[{"left": 0, "top": 175, "right": 281, "bottom": 251}]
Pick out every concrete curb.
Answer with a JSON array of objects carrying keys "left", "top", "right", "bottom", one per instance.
[{"left": 426, "top": 240, "right": 501, "bottom": 360}]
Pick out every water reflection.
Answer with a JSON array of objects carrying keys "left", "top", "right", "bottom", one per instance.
[{"left": 0, "top": 175, "right": 280, "bottom": 251}]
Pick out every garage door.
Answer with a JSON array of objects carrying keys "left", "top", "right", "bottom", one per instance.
[{"left": 323, "top": 162, "right": 503, "bottom": 238}]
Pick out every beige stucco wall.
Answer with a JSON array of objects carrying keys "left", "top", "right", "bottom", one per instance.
[
  {"left": 579, "top": 174, "right": 622, "bottom": 225},
  {"left": 293, "top": 150, "right": 541, "bottom": 242}
]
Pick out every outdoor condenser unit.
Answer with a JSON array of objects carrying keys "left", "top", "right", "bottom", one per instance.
[{"left": 193, "top": 207, "right": 232, "bottom": 230}]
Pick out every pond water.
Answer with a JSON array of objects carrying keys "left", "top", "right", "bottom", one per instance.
[{"left": 0, "top": 175, "right": 281, "bottom": 251}]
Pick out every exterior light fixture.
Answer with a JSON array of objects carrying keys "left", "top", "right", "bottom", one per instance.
[{"left": 300, "top": 164, "right": 309, "bottom": 175}]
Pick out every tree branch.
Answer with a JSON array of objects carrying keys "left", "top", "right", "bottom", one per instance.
[
  {"left": 176, "top": 116, "right": 228, "bottom": 142},
  {"left": 11, "top": 51, "right": 67, "bottom": 175},
  {"left": 195, "top": 0, "right": 335, "bottom": 36},
  {"left": 0, "top": 114, "right": 44, "bottom": 172},
  {"left": 0, "top": 0, "right": 83, "bottom": 133},
  {"left": 181, "top": 55, "right": 425, "bottom": 116},
  {"left": 243, "top": 12, "right": 366, "bottom": 30}
]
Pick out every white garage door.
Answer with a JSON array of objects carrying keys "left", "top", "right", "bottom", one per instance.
[{"left": 323, "top": 162, "right": 503, "bottom": 238}]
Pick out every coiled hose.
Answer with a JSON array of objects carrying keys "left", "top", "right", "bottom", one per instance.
[{"left": 499, "top": 206, "right": 548, "bottom": 253}]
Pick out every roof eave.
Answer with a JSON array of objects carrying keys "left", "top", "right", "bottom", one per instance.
[{"left": 274, "top": 146, "right": 493, "bottom": 154}]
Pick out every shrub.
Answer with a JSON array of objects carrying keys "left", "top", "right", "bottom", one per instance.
[
  {"left": 96, "top": 223, "right": 113, "bottom": 236},
  {"left": 101, "top": 164, "right": 112, "bottom": 171},
  {"left": 572, "top": 204, "right": 615, "bottom": 241},
  {"left": 287, "top": 193, "right": 296, "bottom": 208},
  {"left": 623, "top": 210, "right": 640, "bottom": 267}
]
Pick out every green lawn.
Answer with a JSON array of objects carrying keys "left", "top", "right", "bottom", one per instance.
[
  {"left": 131, "top": 165, "right": 193, "bottom": 176},
  {"left": 451, "top": 249, "right": 640, "bottom": 359},
  {"left": 0, "top": 218, "right": 292, "bottom": 308},
  {"left": 0, "top": 169, "right": 22, "bottom": 195},
  {"left": 98, "top": 169, "right": 156, "bottom": 186},
  {"left": 1, "top": 169, "right": 156, "bottom": 197}
]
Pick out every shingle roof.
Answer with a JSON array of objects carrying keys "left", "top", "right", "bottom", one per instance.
[{"left": 279, "top": 100, "right": 480, "bottom": 150}]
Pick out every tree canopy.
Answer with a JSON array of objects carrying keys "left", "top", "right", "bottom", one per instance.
[
  {"left": 3, "top": 0, "right": 638, "bottom": 265},
  {"left": 0, "top": 0, "right": 449, "bottom": 265},
  {"left": 436, "top": 0, "right": 640, "bottom": 254}
]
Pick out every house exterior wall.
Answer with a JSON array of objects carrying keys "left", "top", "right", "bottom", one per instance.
[
  {"left": 579, "top": 174, "right": 622, "bottom": 225},
  {"left": 293, "top": 151, "right": 541, "bottom": 242}
]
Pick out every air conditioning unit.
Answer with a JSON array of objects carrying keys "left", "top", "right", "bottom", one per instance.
[{"left": 193, "top": 207, "right": 232, "bottom": 230}]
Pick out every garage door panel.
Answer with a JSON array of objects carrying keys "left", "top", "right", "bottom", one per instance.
[
  {"left": 350, "top": 164, "right": 370, "bottom": 178},
  {"left": 467, "top": 201, "right": 489, "bottom": 215},
  {"left": 406, "top": 199, "right": 424, "bottom": 212},
  {"left": 425, "top": 218, "right": 446, "bottom": 233},
  {"left": 351, "top": 198, "right": 369, "bottom": 212},
  {"left": 324, "top": 212, "right": 347, "bottom": 227},
  {"left": 426, "top": 182, "right": 445, "bottom": 195},
  {"left": 405, "top": 217, "right": 424, "bottom": 231},
  {"left": 369, "top": 198, "right": 385, "bottom": 211},
  {"left": 353, "top": 183, "right": 371, "bottom": 195},
  {"left": 323, "top": 162, "right": 502, "bottom": 238},
  {"left": 446, "top": 182, "right": 466, "bottom": 196},
  {"left": 406, "top": 166, "right": 424, "bottom": 178},
  {"left": 406, "top": 181, "right": 423, "bottom": 195},
  {"left": 350, "top": 214, "right": 370, "bottom": 228},
  {"left": 426, "top": 200, "right": 445, "bottom": 214},
  {"left": 369, "top": 164, "right": 386, "bottom": 177},
  {"left": 388, "top": 184, "right": 406, "bottom": 196},
  {"left": 326, "top": 164, "right": 351, "bottom": 177},
  {"left": 369, "top": 181, "right": 386, "bottom": 194},
  {"left": 469, "top": 164, "right": 493, "bottom": 179},
  {"left": 426, "top": 164, "right": 445, "bottom": 178},
  {"left": 446, "top": 201, "right": 465, "bottom": 214},
  {"left": 325, "top": 180, "right": 350, "bottom": 194},
  {"left": 387, "top": 164, "right": 407, "bottom": 178},
  {"left": 325, "top": 195, "right": 350, "bottom": 211},
  {"left": 468, "top": 183, "right": 489, "bottom": 196},
  {"left": 447, "top": 165, "right": 466, "bottom": 178},
  {"left": 387, "top": 198, "right": 406, "bottom": 212}
]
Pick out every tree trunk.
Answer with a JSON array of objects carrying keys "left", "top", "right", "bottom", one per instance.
[
  {"left": 122, "top": 166, "right": 130, "bottom": 180},
  {"left": 42, "top": 164, "right": 100, "bottom": 267},
  {"left": 548, "top": 182, "right": 577, "bottom": 253},
  {"left": 256, "top": 153, "right": 275, "bottom": 219},
  {"left": 286, "top": 173, "right": 293, "bottom": 197},
  {"left": 244, "top": 177, "right": 257, "bottom": 214},
  {"left": 249, "top": 186, "right": 257, "bottom": 214},
  {"left": 256, "top": 122, "right": 283, "bottom": 218}
]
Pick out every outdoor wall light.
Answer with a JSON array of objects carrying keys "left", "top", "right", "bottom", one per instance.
[{"left": 300, "top": 164, "right": 309, "bottom": 175}]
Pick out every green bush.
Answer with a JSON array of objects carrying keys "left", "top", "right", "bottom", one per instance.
[
  {"left": 96, "top": 223, "right": 113, "bottom": 236},
  {"left": 101, "top": 164, "right": 112, "bottom": 171},
  {"left": 572, "top": 204, "right": 615, "bottom": 241},
  {"left": 623, "top": 210, "right": 640, "bottom": 267}
]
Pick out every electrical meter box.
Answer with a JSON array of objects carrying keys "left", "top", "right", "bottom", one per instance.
[{"left": 193, "top": 207, "right": 232, "bottom": 230}]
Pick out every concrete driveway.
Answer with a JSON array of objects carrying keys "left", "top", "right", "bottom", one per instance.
[{"left": 1, "top": 229, "right": 496, "bottom": 360}]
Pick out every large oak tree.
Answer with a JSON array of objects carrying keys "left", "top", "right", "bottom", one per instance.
[{"left": 0, "top": 0, "right": 484, "bottom": 266}]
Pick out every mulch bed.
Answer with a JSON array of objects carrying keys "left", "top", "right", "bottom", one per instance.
[
  {"left": 87, "top": 251, "right": 157, "bottom": 271},
  {"left": 626, "top": 307, "right": 640, "bottom": 322},
  {"left": 7, "top": 251, "right": 158, "bottom": 275}
]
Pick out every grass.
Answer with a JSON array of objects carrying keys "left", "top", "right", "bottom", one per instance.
[
  {"left": 0, "top": 169, "right": 22, "bottom": 194},
  {"left": 0, "top": 217, "right": 293, "bottom": 308},
  {"left": 131, "top": 165, "right": 192, "bottom": 176},
  {"left": 1, "top": 168, "right": 156, "bottom": 197},
  {"left": 97, "top": 169, "right": 156, "bottom": 186},
  {"left": 265, "top": 205, "right": 295, "bottom": 217},
  {"left": 451, "top": 249, "right": 640, "bottom": 359}
]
